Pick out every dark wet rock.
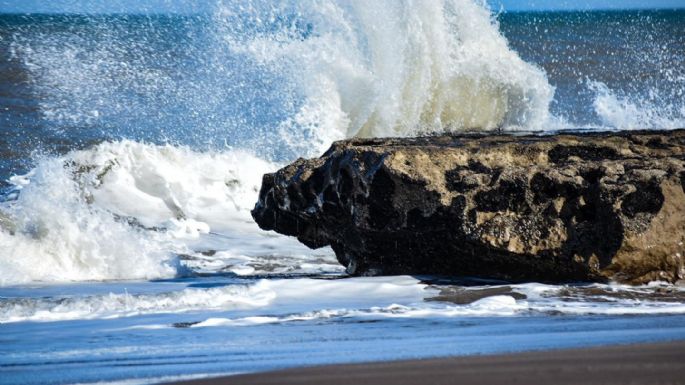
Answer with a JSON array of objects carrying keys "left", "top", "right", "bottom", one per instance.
[
  {"left": 554, "top": 285, "right": 685, "bottom": 303},
  {"left": 427, "top": 286, "right": 527, "bottom": 305},
  {"left": 172, "top": 321, "right": 200, "bottom": 328},
  {"left": 252, "top": 130, "right": 685, "bottom": 284}
]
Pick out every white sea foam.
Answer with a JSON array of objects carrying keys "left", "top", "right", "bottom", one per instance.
[
  {"left": 4, "top": 278, "right": 685, "bottom": 324},
  {"left": 590, "top": 80, "right": 685, "bottom": 130},
  {"left": 0, "top": 276, "right": 426, "bottom": 323},
  {"left": 0, "top": 151, "right": 176, "bottom": 285},
  {"left": 219, "top": 0, "right": 553, "bottom": 155},
  {"left": 0, "top": 140, "right": 336, "bottom": 286},
  {"left": 189, "top": 295, "right": 525, "bottom": 328},
  {"left": 186, "top": 282, "right": 685, "bottom": 328},
  {"left": 0, "top": 282, "right": 274, "bottom": 323}
]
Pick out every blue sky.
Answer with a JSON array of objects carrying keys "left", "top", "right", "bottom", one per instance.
[{"left": 0, "top": 0, "right": 684, "bottom": 13}]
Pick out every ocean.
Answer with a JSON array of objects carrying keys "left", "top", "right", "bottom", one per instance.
[{"left": 1, "top": 2, "right": 684, "bottom": 384}]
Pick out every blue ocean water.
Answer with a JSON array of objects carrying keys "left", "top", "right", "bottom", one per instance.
[{"left": 0, "top": 2, "right": 684, "bottom": 384}]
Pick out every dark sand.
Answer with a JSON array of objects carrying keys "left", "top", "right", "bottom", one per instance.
[{"left": 169, "top": 341, "right": 685, "bottom": 385}]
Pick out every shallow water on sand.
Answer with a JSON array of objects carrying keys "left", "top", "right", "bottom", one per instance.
[{"left": 2, "top": 275, "right": 685, "bottom": 384}]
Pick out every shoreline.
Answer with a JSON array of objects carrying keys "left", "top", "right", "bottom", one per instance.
[{"left": 167, "top": 340, "right": 685, "bottom": 385}]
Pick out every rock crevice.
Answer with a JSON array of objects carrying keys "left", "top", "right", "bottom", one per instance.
[{"left": 252, "top": 130, "right": 685, "bottom": 284}]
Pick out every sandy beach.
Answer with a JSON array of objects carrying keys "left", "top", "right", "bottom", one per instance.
[{"left": 169, "top": 341, "right": 685, "bottom": 385}]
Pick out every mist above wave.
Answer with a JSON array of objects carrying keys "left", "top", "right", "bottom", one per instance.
[
  {"left": 9, "top": 0, "right": 554, "bottom": 159},
  {"left": 590, "top": 80, "right": 685, "bottom": 130},
  {"left": 223, "top": 0, "right": 553, "bottom": 143},
  {"left": 5, "top": 3, "right": 682, "bottom": 163}
]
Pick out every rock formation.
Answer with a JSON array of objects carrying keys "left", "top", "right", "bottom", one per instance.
[{"left": 252, "top": 130, "right": 685, "bottom": 284}]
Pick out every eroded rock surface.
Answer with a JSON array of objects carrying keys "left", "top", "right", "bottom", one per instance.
[{"left": 252, "top": 130, "right": 685, "bottom": 284}]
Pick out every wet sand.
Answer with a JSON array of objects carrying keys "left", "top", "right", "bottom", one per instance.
[{"left": 168, "top": 341, "right": 685, "bottom": 385}]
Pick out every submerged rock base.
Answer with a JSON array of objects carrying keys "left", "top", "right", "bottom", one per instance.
[{"left": 252, "top": 130, "right": 685, "bottom": 284}]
